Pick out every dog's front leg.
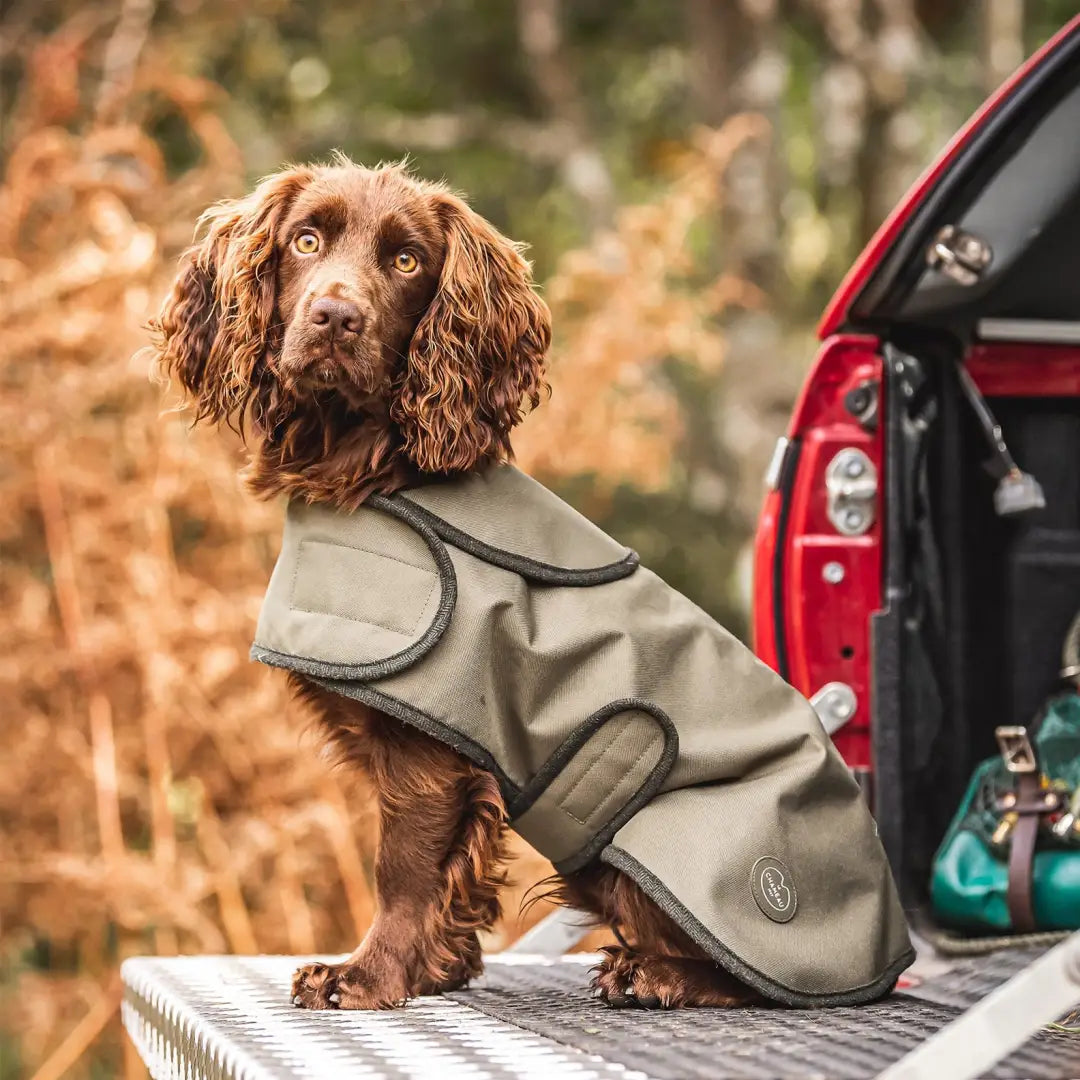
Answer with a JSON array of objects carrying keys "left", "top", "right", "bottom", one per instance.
[{"left": 292, "top": 721, "right": 508, "bottom": 1010}]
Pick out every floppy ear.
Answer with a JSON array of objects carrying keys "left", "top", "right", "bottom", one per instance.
[
  {"left": 150, "top": 167, "right": 313, "bottom": 429},
  {"left": 393, "top": 193, "right": 551, "bottom": 474}
]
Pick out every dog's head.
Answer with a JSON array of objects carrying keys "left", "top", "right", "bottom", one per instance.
[{"left": 152, "top": 160, "right": 550, "bottom": 479}]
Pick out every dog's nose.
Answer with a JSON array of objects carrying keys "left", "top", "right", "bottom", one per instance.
[{"left": 309, "top": 296, "right": 365, "bottom": 336}]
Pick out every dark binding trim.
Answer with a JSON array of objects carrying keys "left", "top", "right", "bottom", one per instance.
[
  {"left": 251, "top": 495, "right": 456, "bottom": 682},
  {"left": 599, "top": 845, "right": 916, "bottom": 1009},
  {"left": 307, "top": 676, "right": 521, "bottom": 805},
  {"left": 392, "top": 493, "right": 640, "bottom": 586},
  {"left": 507, "top": 699, "right": 679, "bottom": 875},
  {"left": 771, "top": 436, "right": 802, "bottom": 682}
]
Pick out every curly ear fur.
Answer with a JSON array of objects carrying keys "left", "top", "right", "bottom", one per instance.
[
  {"left": 150, "top": 167, "right": 313, "bottom": 429},
  {"left": 392, "top": 193, "right": 551, "bottom": 474}
]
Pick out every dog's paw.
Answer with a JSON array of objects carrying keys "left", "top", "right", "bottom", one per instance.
[
  {"left": 291, "top": 961, "right": 405, "bottom": 1011},
  {"left": 590, "top": 946, "right": 762, "bottom": 1010},
  {"left": 590, "top": 946, "right": 646, "bottom": 1008}
]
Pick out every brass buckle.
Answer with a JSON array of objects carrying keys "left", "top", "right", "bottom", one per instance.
[{"left": 995, "top": 726, "right": 1037, "bottom": 774}]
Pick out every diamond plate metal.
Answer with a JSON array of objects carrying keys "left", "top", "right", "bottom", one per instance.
[
  {"left": 121, "top": 951, "right": 1080, "bottom": 1080},
  {"left": 122, "top": 955, "right": 642, "bottom": 1080},
  {"left": 453, "top": 956, "right": 1077, "bottom": 1080}
]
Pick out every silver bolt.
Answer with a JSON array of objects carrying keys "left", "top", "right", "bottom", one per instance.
[
  {"left": 843, "top": 509, "right": 863, "bottom": 531},
  {"left": 960, "top": 237, "right": 985, "bottom": 260},
  {"left": 823, "top": 561, "right": 845, "bottom": 584},
  {"left": 844, "top": 457, "right": 864, "bottom": 479},
  {"left": 810, "top": 681, "right": 858, "bottom": 734}
]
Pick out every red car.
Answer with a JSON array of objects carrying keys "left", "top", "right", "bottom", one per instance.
[{"left": 752, "top": 15, "right": 1080, "bottom": 902}]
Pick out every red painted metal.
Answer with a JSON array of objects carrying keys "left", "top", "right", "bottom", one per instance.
[
  {"left": 757, "top": 18, "right": 1080, "bottom": 781},
  {"left": 817, "top": 15, "right": 1080, "bottom": 340},
  {"left": 966, "top": 344, "right": 1080, "bottom": 397},
  {"left": 756, "top": 339, "right": 1080, "bottom": 774},
  {"left": 752, "top": 335, "right": 883, "bottom": 770},
  {"left": 751, "top": 488, "right": 781, "bottom": 670}
]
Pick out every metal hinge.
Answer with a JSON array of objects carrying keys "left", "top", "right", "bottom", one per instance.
[
  {"left": 825, "top": 448, "right": 877, "bottom": 536},
  {"left": 926, "top": 224, "right": 992, "bottom": 286}
]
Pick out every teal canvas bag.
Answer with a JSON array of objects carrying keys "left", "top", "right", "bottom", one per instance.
[{"left": 931, "top": 692, "right": 1080, "bottom": 933}]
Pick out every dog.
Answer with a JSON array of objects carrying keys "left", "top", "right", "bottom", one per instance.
[{"left": 151, "top": 157, "right": 764, "bottom": 1011}]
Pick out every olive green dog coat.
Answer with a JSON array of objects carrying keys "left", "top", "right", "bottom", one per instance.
[{"left": 252, "top": 464, "right": 913, "bottom": 1006}]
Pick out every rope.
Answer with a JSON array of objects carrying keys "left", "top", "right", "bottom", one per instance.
[{"left": 924, "top": 926, "right": 1070, "bottom": 957}]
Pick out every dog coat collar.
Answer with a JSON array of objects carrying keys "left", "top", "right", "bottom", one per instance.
[{"left": 252, "top": 463, "right": 914, "bottom": 1007}]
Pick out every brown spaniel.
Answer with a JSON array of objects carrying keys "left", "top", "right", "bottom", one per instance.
[{"left": 152, "top": 158, "right": 758, "bottom": 1011}]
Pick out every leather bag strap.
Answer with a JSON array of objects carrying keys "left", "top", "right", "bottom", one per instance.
[{"left": 1006, "top": 772, "right": 1040, "bottom": 934}]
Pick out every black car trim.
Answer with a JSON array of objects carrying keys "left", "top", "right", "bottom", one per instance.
[{"left": 771, "top": 435, "right": 802, "bottom": 683}]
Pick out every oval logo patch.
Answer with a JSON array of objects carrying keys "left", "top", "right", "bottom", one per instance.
[{"left": 750, "top": 856, "right": 797, "bottom": 923}]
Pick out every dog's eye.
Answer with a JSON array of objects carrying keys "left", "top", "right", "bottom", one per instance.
[
  {"left": 393, "top": 250, "right": 419, "bottom": 274},
  {"left": 294, "top": 232, "right": 320, "bottom": 255}
]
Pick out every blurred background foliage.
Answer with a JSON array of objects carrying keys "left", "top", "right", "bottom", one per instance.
[{"left": 0, "top": 1, "right": 1074, "bottom": 1076}]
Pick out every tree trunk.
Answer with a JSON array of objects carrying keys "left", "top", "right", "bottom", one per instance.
[
  {"left": 515, "top": 0, "right": 614, "bottom": 234},
  {"left": 686, "top": 0, "right": 786, "bottom": 292},
  {"left": 981, "top": 0, "right": 1024, "bottom": 96}
]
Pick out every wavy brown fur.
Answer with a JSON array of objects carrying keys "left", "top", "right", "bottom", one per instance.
[
  {"left": 289, "top": 678, "right": 507, "bottom": 1008},
  {"left": 153, "top": 158, "right": 756, "bottom": 1011},
  {"left": 392, "top": 194, "right": 549, "bottom": 474},
  {"left": 150, "top": 159, "right": 550, "bottom": 511}
]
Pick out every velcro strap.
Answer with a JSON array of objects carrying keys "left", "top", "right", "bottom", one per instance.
[{"left": 509, "top": 702, "right": 675, "bottom": 871}]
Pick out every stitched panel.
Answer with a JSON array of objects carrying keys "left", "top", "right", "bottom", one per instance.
[
  {"left": 291, "top": 540, "right": 438, "bottom": 637},
  {"left": 555, "top": 712, "right": 664, "bottom": 828},
  {"left": 253, "top": 494, "right": 455, "bottom": 679}
]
